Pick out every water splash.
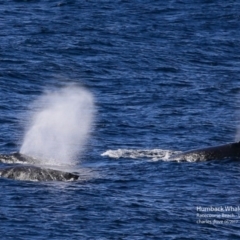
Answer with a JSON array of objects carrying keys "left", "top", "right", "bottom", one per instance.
[
  {"left": 101, "top": 149, "right": 180, "bottom": 161},
  {"left": 20, "top": 86, "right": 94, "bottom": 165}
]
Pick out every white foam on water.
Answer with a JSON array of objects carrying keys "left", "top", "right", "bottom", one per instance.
[
  {"left": 101, "top": 149, "right": 181, "bottom": 162},
  {"left": 20, "top": 86, "right": 94, "bottom": 166}
]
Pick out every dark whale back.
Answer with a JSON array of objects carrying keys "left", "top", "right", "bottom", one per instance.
[
  {"left": 0, "top": 153, "right": 79, "bottom": 181},
  {"left": 0, "top": 165, "right": 79, "bottom": 181},
  {"left": 0, "top": 152, "right": 39, "bottom": 164},
  {"left": 171, "top": 142, "right": 240, "bottom": 161}
]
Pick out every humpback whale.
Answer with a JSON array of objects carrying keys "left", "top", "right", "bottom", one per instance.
[
  {"left": 0, "top": 165, "right": 79, "bottom": 181},
  {"left": 0, "top": 153, "right": 79, "bottom": 181},
  {"left": 171, "top": 141, "right": 240, "bottom": 161},
  {"left": 0, "top": 152, "right": 39, "bottom": 164}
]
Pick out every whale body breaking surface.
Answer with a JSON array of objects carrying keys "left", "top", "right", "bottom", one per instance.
[
  {"left": 0, "top": 153, "right": 79, "bottom": 181},
  {"left": 0, "top": 165, "right": 79, "bottom": 181},
  {"left": 170, "top": 142, "right": 240, "bottom": 161},
  {"left": 1, "top": 141, "right": 240, "bottom": 181}
]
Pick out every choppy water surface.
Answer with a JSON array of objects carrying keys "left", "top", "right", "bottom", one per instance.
[{"left": 1, "top": 0, "right": 240, "bottom": 239}]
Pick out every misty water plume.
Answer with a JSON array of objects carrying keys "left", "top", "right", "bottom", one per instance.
[{"left": 20, "top": 86, "right": 94, "bottom": 165}]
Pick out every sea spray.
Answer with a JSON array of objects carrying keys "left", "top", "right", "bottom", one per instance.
[{"left": 20, "top": 86, "right": 94, "bottom": 165}]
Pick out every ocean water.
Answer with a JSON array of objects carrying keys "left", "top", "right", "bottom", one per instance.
[{"left": 1, "top": 0, "right": 240, "bottom": 239}]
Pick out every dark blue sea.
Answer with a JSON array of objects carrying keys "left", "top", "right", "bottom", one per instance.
[{"left": 1, "top": 0, "right": 240, "bottom": 239}]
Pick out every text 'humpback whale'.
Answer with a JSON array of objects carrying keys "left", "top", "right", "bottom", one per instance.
[
  {"left": 0, "top": 153, "right": 79, "bottom": 181},
  {"left": 171, "top": 141, "right": 240, "bottom": 161}
]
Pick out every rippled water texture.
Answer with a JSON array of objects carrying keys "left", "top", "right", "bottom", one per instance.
[{"left": 1, "top": 0, "right": 240, "bottom": 239}]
